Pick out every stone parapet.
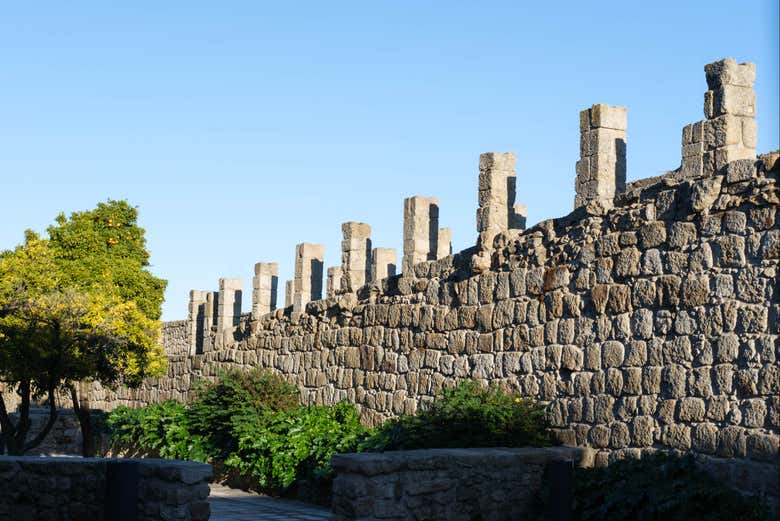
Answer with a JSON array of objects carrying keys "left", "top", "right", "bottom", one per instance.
[
  {"left": 681, "top": 58, "right": 757, "bottom": 178},
  {"left": 216, "top": 278, "right": 242, "bottom": 331},
  {"left": 252, "top": 262, "right": 278, "bottom": 319},
  {"left": 0, "top": 456, "right": 212, "bottom": 521},
  {"left": 371, "top": 247, "right": 397, "bottom": 283},
  {"left": 575, "top": 104, "right": 627, "bottom": 210},
  {"left": 341, "top": 222, "right": 372, "bottom": 292},
  {"left": 403, "top": 195, "right": 439, "bottom": 274},
  {"left": 293, "top": 243, "right": 324, "bottom": 312},
  {"left": 331, "top": 447, "right": 588, "bottom": 521},
  {"left": 327, "top": 266, "right": 343, "bottom": 298}
]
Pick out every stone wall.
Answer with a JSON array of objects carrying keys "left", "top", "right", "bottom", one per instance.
[
  {"left": 331, "top": 447, "right": 586, "bottom": 520},
  {"left": 91, "top": 152, "right": 779, "bottom": 468},
  {"left": 8, "top": 408, "right": 82, "bottom": 456},
  {"left": 0, "top": 456, "right": 212, "bottom": 521},
  {"left": 3, "top": 59, "right": 777, "bottom": 480}
]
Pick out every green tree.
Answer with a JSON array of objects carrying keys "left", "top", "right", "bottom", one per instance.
[
  {"left": 47, "top": 199, "right": 166, "bottom": 320},
  {"left": 0, "top": 200, "right": 167, "bottom": 455}
]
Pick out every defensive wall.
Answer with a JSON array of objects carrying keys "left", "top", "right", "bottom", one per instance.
[{"left": 5, "top": 60, "right": 779, "bottom": 487}]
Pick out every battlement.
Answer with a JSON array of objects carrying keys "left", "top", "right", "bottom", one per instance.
[
  {"left": 71, "top": 58, "right": 779, "bottom": 489},
  {"left": 186, "top": 57, "right": 771, "bottom": 356}
]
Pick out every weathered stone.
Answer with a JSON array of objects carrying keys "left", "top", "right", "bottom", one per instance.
[
  {"left": 677, "top": 397, "right": 706, "bottom": 422},
  {"left": 711, "top": 236, "right": 746, "bottom": 267},
  {"left": 662, "top": 424, "right": 691, "bottom": 451},
  {"left": 615, "top": 248, "right": 641, "bottom": 279},
  {"left": 691, "top": 423, "right": 718, "bottom": 454},
  {"left": 602, "top": 341, "right": 625, "bottom": 368},
  {"left": 682, "top": 275, "right": 710, "bottom": 307},
  {"left": 638, "top": 222, "right": 667, "bottom": 249},
  {"left": 742, "top": 399, "right": 767, "bottom": 428}
]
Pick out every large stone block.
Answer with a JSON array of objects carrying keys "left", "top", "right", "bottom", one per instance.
[
  {"left": 403, "top": 195, "right": 439, "bottom": 272},
  {"left": 252, "top": 262, "right": 278, "bottom": 319},
  {"left": 575, "top": 104, "right": 627, "bottom": 209},
  {"left": 293, "top": 243, "right": 324, "bottom": 312},
  {"left": 341, "top": 222, "right": 372, "bottom": 292}
]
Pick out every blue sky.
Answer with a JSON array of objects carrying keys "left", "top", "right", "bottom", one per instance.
[{"left": 1, "top": 1, "right": 778, "bottom": 320}]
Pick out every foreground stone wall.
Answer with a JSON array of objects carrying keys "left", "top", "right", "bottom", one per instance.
[
  {"left": 331, "top": 447, "right": 586, "bottom": 520},
  {"left": 0, "top": 457, "right": 211, "bottom": 521}
]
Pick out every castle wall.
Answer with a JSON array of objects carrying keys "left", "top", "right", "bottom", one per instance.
[
  {"left": 89, "top": 154, "right": 779, "bottom": 468},
  {"left": 3, "top": 59, "right": 777, "bottom": 476}
]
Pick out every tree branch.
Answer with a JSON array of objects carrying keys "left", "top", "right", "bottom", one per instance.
[{"left": 69, "top": 385, "right": 81, "bottom": 417}]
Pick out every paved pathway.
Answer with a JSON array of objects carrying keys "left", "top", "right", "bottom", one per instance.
[{"left": 209, "top": 484, "right": 330, "bottom": 521}]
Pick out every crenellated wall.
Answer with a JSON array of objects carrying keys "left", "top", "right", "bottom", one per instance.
[
  {"left": 90, "top": 152, "right": 779, "bottom": 469},
  {"left": 4, "top": 60, "right": 779, "bottom": 479}
]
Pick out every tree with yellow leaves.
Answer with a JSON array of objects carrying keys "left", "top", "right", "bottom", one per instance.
[{"left": 0, "top": 200, "right": 167, "bottom": 455}]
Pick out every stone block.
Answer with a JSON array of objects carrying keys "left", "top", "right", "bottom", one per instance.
[
  {"left": 216, "top": 278, "right": 242, "bottom": 331},
  {"left": 677, "top": 397, "right": 706, "bottom": 422},
  {"left": 590, "top": 104, "right": 627, "bottom": 130},
  {"left": 575, "top": 104, "right": 627, "bottom": 209},
  {"left": 341, "top": 222, "right": 372, "bottom": 292},
  {"left": 691, "top": 423, "right": 718, "bottom": 454},
  {"left": 602, "top": 341, "right": 625, "bottom": 368},
  {"left": 252, "top": 262, "right": 278, "bottom": 319},
  {"left": 371, "top": 248, "right": 397, "bottom": 283},
  {"left": 631, "top": 416, "right": 655, "bottom": 447},
  {"left": 404, "top": 195, "right": 439, "bottom": 272},
  {"left": 662, "top": 424, "right": 691, "bottom": 451},
  {"left": 327, "top": 266, "right": 343, "bottom": 298},
  {"left": 294, "top": 243, "right": 324, "bottom": 312},
  {"left": 717, "top": 426, "right": 747, "bottom": 457},
  {"left": 746, "top": 433, "right": 779, "bottom": 462},
  {"left": 742, "top": 399, "right": 767, "bottom": 428},
  {"left": 436, "top": 228, "right": 452, "bottom": 259},
  {"left": 704, "top": 58, "right": 756, "bottom": 89}
]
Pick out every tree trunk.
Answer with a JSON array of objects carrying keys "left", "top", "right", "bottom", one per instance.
[
  {"left": 70, "top": 384, "right": 95, "bottom": 457},
  {"left": 0, "top": 380, "right": 32, "bottom": 455},
  {"left": 0, "top": 390, "right": 14, "bottom": 455},
  {"left": 23, "top": 384, "right": 59, "bottom": 454}
]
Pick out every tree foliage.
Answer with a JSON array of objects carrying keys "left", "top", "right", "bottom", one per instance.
[
  {"left": 0, "top": 200, "right": 167, "bottom": 455},
  {"left": 47, "top": 200, "right": 166, "bottom": 320}
]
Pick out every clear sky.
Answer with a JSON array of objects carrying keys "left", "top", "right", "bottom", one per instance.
[{"left": 1, "top": 1, "right": 778, "bottom": 320}]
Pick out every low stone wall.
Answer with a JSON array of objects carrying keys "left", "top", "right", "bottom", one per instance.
[
  {"left": 7, "top": 408, "right": 82, "bottom": 456},
  {"left": 331, "top": 447, "right": 586, "bottom": 520},
  {"left": 694, "top": 452, "right": 779, "bottom": 512},
  {"left": 0, "top": 456, "right": 212, "bottom": 521}
]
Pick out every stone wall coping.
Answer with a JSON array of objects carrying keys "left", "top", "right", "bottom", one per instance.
[
  {"left": 0, "top": 456, "right": 212, "bottom": 482},
  {"left": 331, "top": 446, "right": 587, "bottom": 476}
]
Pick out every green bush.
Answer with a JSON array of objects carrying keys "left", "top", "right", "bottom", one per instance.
[
  {"left": 360, "top": 380, "right": 551, "bottom": 451},
  {"left": 225, "top": 401, "right": 367, "bottom": 491},
  {"left": 574, "top": 454, "right": 773, "bottom": 521},
  {"left": 105, "top": 372, "right": 365, "bottom": 498},
  {"left": 107, "top": 400, "right": 208, "bottom": 461},
  {"left": 185, "top": 369, "right": 299, "bottom": 458},
  {"left": 105, "top": 378, "right": 551, "bottom": 501}
]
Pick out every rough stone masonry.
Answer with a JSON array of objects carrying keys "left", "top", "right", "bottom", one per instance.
[{"left": 21, "top": 60, "right": 778, "bottom": 489}]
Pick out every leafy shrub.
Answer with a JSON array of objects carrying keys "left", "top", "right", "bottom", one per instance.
[
  {"left": 107, "top": 400, "right": 208, "bottom": 461},
  {"left": 361, "top": 380, "right": 551, "bottom": 451},
  {"left": 226, "top": 401, "right": 367, "bottom": 492},
  {"left": 574, "top": 454, "right": 773, "bottom": 521},
  {"left": 185, "top": 369, "right": 299, "bottom": 457}
]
